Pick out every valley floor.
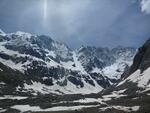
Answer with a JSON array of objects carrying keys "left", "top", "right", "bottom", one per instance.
[{"left": 0, "top": 90, "right": 150, "bottom": 113}]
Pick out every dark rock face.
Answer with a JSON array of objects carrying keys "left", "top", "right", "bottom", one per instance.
[
  {"left": 139, "top": 38, "right": 150, "bottom": 72},
  {"left": 122, "top": 38, "right": 150, "bottom": 79},
  {"left": 0, "top": 62, "right": 25, "bottom": 87},
  {"left": 101, "top": 38, "right": 150, "bottom": 103},
  {"left": 77, "top": 46, "right": 135, "bottom": 73},
  {"left": 77, "top": 46, "right": 113, "bottom": 72},
  {"left": 90, "top": 73, "right": 110, "bottom": 88}
]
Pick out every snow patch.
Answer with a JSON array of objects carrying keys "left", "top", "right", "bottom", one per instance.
[
  {"left": 15, "top": 31, "right": 32, "bottom": 39},
  {"left": 11, "top": 105, "right": 96, "bottom": 112},
  {"left": 91, "top": 67, "right": 102, "bottom": 74},
  {"left": 73, "top": 98, "right": 105, "bottom": 104},
  {"left": 0, "top": 82, "right": 5, "bottom": 85},
  {"left": 147, "top": 93, "right": 150, "bottom": 96},
  {"left": 0, "top": 68, "right": 3, "bottom": 71},
  {"left": 102, "top": 90, "right": 127, "bottom": 100},
  {"left": 0, "top": 108, "right": 6, "bottom": 112},
  {"left": 22, "top": 80, "right": 103, "bottom": 95},
  {"left": 117, "top": 67, "right": 150, "bottom": 91},
  {"left": 72, "top": 51, "right": 87, "bottom": 74},
  {"left": 0, "top": 29, "right": 6, "bottom": 36},
  {"left": 103, "top": 59, "right": 132, "bottom": 79},
  {"left": 0, "top": 95, "right": 27, "bottom": 100},
  {"left": 45, "top": 49, "right": 56, "bottom": 58},
  {"left": 99, "top": 106, "right": 140, "bottom": 112}
]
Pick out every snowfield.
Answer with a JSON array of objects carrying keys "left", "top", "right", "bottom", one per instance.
[
  {"left": 20, "top": 80, "right": 103, "bottom": 95},
  {"left": 117, "top": 67, "right": 150, "bottom": 91}
]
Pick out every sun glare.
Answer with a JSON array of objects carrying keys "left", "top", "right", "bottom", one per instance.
[{"left": 43, "top": 0, "right": 47, "bottom": 21}]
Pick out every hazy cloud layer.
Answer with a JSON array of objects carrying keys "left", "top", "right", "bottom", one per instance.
[{"left": 0, "top": 0, "right": 150, "bottom": 49}]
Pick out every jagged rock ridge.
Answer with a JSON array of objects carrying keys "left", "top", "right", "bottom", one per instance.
[{"left": 0, "top": 29, "right": 136, "bottom": 95}]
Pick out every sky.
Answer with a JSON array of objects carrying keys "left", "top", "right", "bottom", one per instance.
[{"left": 0, "top": 0, "right": 150, "bottom": 49}]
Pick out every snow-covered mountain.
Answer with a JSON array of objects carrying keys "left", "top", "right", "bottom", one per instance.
[
  {"left": 0, "top": 29, "right": 136, "bottom": 95},
  {"left": 109, "top": 38, "right": 150, "bottom": 94}
]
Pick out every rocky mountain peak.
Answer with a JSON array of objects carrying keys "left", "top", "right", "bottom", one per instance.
[{"left": 0, "top": 29, "right": 136, "bottom": 95}]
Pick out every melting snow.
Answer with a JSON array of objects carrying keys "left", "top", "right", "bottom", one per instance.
[
  {"left": 91, "top": 67, "right": 102, "bottom": 74},
  {"left": 99, "top": 106, "right": 140, "bottom": 112},
  {"left": 117, "top": 67, "right": 150, "bottom": 91},
  {"left": 45, "top": 49, "right": 56, "bottom": 58},
  {"left": 0, "top": 108, "right": 6, "bottom": 112},
  {"left": 102, "top": 59, "right": 132, "bottom": 79},
  {"left": 0, "top": 29, "right": 6, "bottom": 36},
  {"left": 73, "top": 98, "right": 105, "bottom": 104},
  {"left": 0, "top": 95, "right": 27, "bottom": 100},
  {"left": 147, "top": 93, "right": 150, "bottom": 96},
  {"left": 22, "top": 80, "right": 103, "bottom": 95},
  {"left": 72, "top": 51, "right": 87, "bottom": 74},
  {"left": 0, "top": 82, "right": 5, "bottom": 85},
  {"left": 0, "top": 68, "right": 3, "bottom": 71},
  {"left": 11, "top": 105, "right": 96, "bottom": 112},
  {"left": 14, "top": 31, "right": 32, "bottom": 39},
  {"left": 102, "top": 90, "right": 127, "bottom": 100}
]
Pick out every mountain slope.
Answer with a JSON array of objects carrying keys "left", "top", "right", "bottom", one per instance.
[
  {"left": 0, "top": 30, "right": 150, "bottom": 113},
  {"left": 109, "top": 37, "right": 150, "bottom": 95},
  {"left": 95, "top": 37, "right": 150, "bottom": 113},
  {"left": 0, "top": 29, "right": 136, "bottom": 95}
]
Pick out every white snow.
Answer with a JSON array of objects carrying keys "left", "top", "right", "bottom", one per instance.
[
  {"left": 60, "top": 51, "right": 91, "bottom": 74},
  {"left": 60, "top": 52, "right": 89, "bottom": 74},
  {"left": 0, "top": 108, "right": 6, "bottom": 112},
  {"left": 102, "top": 59, "right": 132, "bottom": 79},
  {"left": 102, "top": 90, "right": 127, "bottom": 100},
  {"left": 73, "top": 98, "right": 105, "bottom": 104},
  {"left": 91, "top": 67, "right": 102, "bottom": 74},
  {"left": 0, "top": 95, "right": 27, "bottom": 100},
  {"left": 0, "top": 82, "right": 5, "bottom": 85},
  {"left": 0, "top": 68, "right": 3, "bottom": 71},
  {"left": 57, "top": 80, "right": 102, "bottom": 94},
  {"left": 147, "top": 93, "right": 150, "bottom": 96},
  {"left": 52, "top": 42, "right": 71, "bottom": 60},
  {"left": 22, "top": 80, "right": 103, "bottom": 95},
  {"left": 42, "top": 77, "right": 49, "bottom": 80},
  {"left": 23, "top": 81, "right": 56, "bottom": 95},
  {"left": 0, "top": 41, "right": 60, "bottom": 71},
  {"left": 0, "top": 29, "right": 6, "bottom": 36},
  {"left": 0, "top": 41, "right": 31, "bottom": 72},
  {"left": 14, "top": 31, "right": 32, "bottom": 39},
  {"left": 113, "top": 89, "right": 127, "bottom": 94},
  {"left": 46, "top": 58, "right": 60, "bottom": 67},
  {"left": 99, "top": 106, "right": 140, "bottom": 112},
  {"left": 60, "top": 61, "right": 74, "bottom": 70},
  {"left": 0, "top": 57, "right": 24, "bottom": 72},
  {"left": 132, "top": 97, "right": 139, "bottom": 100},
  {"left": 72, "top": 51, "right": 87, "bottom": 74},
  {"left": 0, "top": 30, "right": 137, "bottom": 95},
  {"left": 45, "top": 49, "right": 56, "bottom": 58},
  {"left": 117, "top": 67, "right": 150, "bottom": 91},
  {"left": 11, "top": 105, "right": 42, "bottom": 112},
  {"left": 11, "top": 105, "right": 96, "bottom": 112}
]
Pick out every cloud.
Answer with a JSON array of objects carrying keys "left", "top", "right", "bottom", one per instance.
[
  {"left": 0, "top": 0, "right": 150, "bottom": 49},
  {"left": 141, "top": 0, "right": 150, "bottom": 14}
]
